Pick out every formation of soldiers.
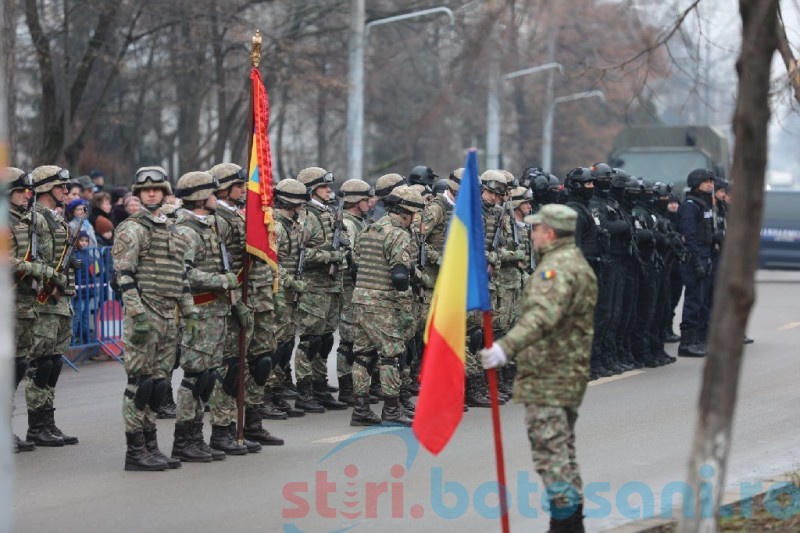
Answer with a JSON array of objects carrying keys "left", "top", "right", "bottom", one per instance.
[{"left": 6, "top": 159, "right": 726, "bottom": 471}]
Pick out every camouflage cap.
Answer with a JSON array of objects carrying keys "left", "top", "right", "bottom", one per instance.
[
  {"left": 32, "top": 165, "right": 70, "bottom": 194},
  {"left": 523, "top": 203, "right": 577, "bottom": 232},
  {"left": 209, "top": 163, "right": 246, "bottom": 191},
  {"left": 375, "top": 173, "right": 406, "bottom": 198}
]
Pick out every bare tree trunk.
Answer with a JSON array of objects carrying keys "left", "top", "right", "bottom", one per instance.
[
  {"left": 677, "top": 1, "right": 778, "bottom": 531},
  {"left": 775, "top": 4, "right": 800, "bottom": 106},
  {"left": 3, "top": 0, "right": 17, "bottom": 162}
]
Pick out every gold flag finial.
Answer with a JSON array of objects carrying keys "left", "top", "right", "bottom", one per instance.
[{"left": 251, "top": 30, "right": 262, "bottom": 68}]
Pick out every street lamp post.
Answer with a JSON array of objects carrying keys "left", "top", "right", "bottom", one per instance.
[
  {"left": 346, "top": 4, "right": 455, "bottom": 180},
  {"left": 485, "top": 62, "right": 564, "bottom": 170},
  {"left": 541, "top": 90, "right": 605, "bottom": 173}
]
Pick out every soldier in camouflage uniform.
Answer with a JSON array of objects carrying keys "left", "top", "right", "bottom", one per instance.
[
  {"left": 335, "top": 179, "right": 375, "bottom": 406},
  {"left": 293, "top": 167, "right": 348, "bottom": 412},
  {"left": 112, "top": 166, "right": 198, "bottom": 471},
  {"left": 272, "top": 179, "right": 309, "bottom": 416},
  {"left": 481, "top": 204, "right": 597, "bottom": 532},
  {"left": 6, "top": 167, "right": 38, "bottom": 452},
  {"left": 210, "top": 163, "right": 283, "bottom": 446},
  {"left": 172, "top": 171, "right": 250, "bottom": 461},
  {"left": 25, "top": 166, "right": 80, "bottom": 447},
  {"left": 350, "top": 186, "right": 425, "bottom": 427}
]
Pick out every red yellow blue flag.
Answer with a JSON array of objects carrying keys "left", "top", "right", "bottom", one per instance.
[{"left": 413, "top": 149, "right": 490, "bottom": 455}]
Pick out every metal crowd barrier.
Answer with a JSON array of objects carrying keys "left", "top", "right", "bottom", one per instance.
[{"left": 70, "top": 246, "right": 124, "bottom": 366}]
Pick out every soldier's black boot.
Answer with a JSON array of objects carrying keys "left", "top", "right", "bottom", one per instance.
[
  {"left": 381, "top": 395, "right": 412, "bottom": 427},
  {"left": 143, "top": 429, "right": 181, "bottom": 469},
  {"left": 258, "top": 395, "right": 288, "bottom": 420},
  {"left": 45, "top": 407, "right": 78, "bottom": 445},
  {"left": 465, "top": 375, "right": 491, "bottom": 408},
  {"left": 313, "top": 379, "right": 348, "bottom": 410},
  {"left": 230, "top": 422, "right": 265, "bottom": 452},
  {"left": 26, "top": 409, "right": 64, "bottom": 447},
  {"left": 678, "top": 329, "right": 706, "bottom": 357},
  {"left": 14, "top": 433, "right": 36, "bottom": 452},
  {"left": 480, "top": 373, "right": 505, "bottom": 405},
  {"left": 270, "top": 387, "right": 305, "bottom": 417},
  {"left": 295, "top": 378, "right": 325, "bottom": 413},
  {"left": 281, "top": 370, "right": 298, "bottom": 399},
  {"left": 171, "top": 422, "right": 213, "bottom": 463},
  {"left": 192, "top": 421, "right": 224, "bottom": 461},
  {"left": 156, "top": 383, "right": 177, "bottom": 419},
  {"left": 338, "top": 374, "right": 355, "bottom": 407},
  {"left": 399, "top": 385, "right": 416, "bottom": 414},
  {"left": 125, "top": 431, "right": 168, "bottom": 472},
  {"left": 697, "top": 328, "right": 709, "bottom": 353},
  {"left": 350, "top": 394, "right": 382, "bottom": 426},
  {"left": 243, "top": 408, "right": 283, "bottom": 446},
  {"left": 499, "top": 365, "right": 514, "bottom": 396},
  {"left": 210, "top": 425, "right": 248, "bottom": 456},
  {"left": 664, "top": 325, "right": 680, "bottom": 343}
]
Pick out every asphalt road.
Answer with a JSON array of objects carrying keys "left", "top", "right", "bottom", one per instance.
[{"left": 10, "top": 271, "right": 800, "bottom": 532}]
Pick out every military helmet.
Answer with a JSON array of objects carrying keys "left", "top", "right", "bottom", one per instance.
[
  {"left": 410, "top": 183, "right": 432, "bottom": 198},
  {"left": 409, "top": 165, "right": 438, "bottom": 187},
  {"left": 432, "top": 178, "right": 449, "bottom": 195},
  {"left": 565, "top": 167, "right": 596, "bottom": 191},
  {"left": 385, "top": 185, "right": 425, "bottom": 213},
  {"left": 499, "top": 170, "right": 518, "bottom": 188},
  {"left": 175, "top": 171, "right": 219, "bottom": 201},
  {"left": 591, "top": 163, "right": 613, "bottom": 181},
  {"left": 714, "top": 177, "right": 730, "bottom": 191},
  {"left": 31, "top": 165, "right": 71, "bottom": 194},
  {"left": 548, "top": 174, "right": 562, "bottom": 191},
  {"left": 132, "top": 166, "right": 173, "bottom": 196},
  {"left": 610, "top": 168, "right": 629, "bottom": 189},
  {"left": 510, "top": 186, "right": 533, "bottom": 209},
  {"left": 687, "top": 168, "right": 714, "bottom": 189},
  {"left": 479, "top": 170, "right": 508, "bottom": 195},
  {"left": 375, "top": 173, "right": 407, "bottom": 198},
  {"left": 4, "top": 167, "right": 31, "bottom": 192},
  {"left": 520, "top": 165, "right": 546, "bottom": 189},
  {"left": 209, "top": 163, "right": 246, "bottom": 191},
  {"left": 624, "top": 176, "right": 644, "bottom": 194},
  {"left": 340, "top": 178, "right": 374, "bottom": 204},
  {"left": 275, "top": 178, "right": 309, "bottom": 206},
  {"left": 297, "top": 167, "right": 334, "bottom": 193},
  {"left": 653, "top": 182, "right": 673, "bottom": 197},
  {"left": 447, "top": 168, "right": 463, "bottom": 192},
  {"left": 531, "top": 174, "right": 550, "bottom": 198}
]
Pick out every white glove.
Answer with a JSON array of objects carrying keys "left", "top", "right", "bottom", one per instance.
[{"left": 480, "top": 342, "right": 507, "bottom": 369}]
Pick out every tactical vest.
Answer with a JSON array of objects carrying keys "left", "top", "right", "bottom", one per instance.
[
  {"left": 355, "top": 217, "right": 397, "bottom": 291},
  {"left": 567, "top": 199, "right": 601, "bottom": 258},
  {"left": 215, "top": 205, "right": 245, "bottom": 273},
  {"left": 483, "top": 203, "right": 499, "bottom": 251},
  {"left": 178, "top": 215, "right": 224, "bottom": 301},
  {"left": 343, "top": 212, "right": 367, "bottom": 288},
  {"left": 277, "top": 214, "right": 299, "bottom": 280},
  {"left": 683, "top": 195, "right": 714, "bottom": 248},
  {"left": 37, "top": 205, "right": 75, "bottom": 296},
  {"left": 427, "top": 195, "right": 453, "bottom": 255},
  {"left": 11, "top": 209, "right": 36, "bottom": 295},
  {"left": 123, "top": 211, "right": 189, "bottom": 302}
]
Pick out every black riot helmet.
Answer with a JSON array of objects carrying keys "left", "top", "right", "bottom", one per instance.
[
  {"left": 531, "top": 174, "right": 551, "bottom": 205},
  {"left": 409, "top": 166, "right": 438, "bottom": 188},
  {"left": 520, "top": 165, "right": 545, "bottom": 189},
  {"left": 640, "top": 178, "right": 655, "bottom": 202},
  {"left": 687, "top": 168, "right": 714, "bottom": 189},
  {"left": 432, "top": 178, "right": 449, "bottom": 195},
  {"left": 565, "top": 167, "right": 596, "bottom": 201},
  {"left": 623, "top": 176, "right": 644, "bottom": 205},
  {"left": 549, "top": 175, "right": 567, "bottom": 204},
  {"left": 591, "top": 163, "right": 613, "bottom": 191},
  {"left": 714, "top": 177, "right": 730, "bottom": 192},
  {"left": 654, "top": 181, "right": 672, "bottom": 209}
]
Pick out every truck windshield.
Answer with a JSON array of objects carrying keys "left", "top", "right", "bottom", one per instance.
[{"left": 616, "top": 150, "right": 710, "bottom": 191}]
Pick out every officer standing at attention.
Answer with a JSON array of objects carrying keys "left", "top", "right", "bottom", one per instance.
[
  {"left": 113, "top": 166, "right": 199, "bottom": 470},
  {"left": 480, "top": 204, "right": 597, "bottom": 533},
  {"left": 677, "top": 169, "right": 715, "bottom": 357}
]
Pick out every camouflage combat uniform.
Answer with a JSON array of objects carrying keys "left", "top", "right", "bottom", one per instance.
[
  {"left": 113, "top": 209, "right": 196, "bottom": 432},
  {"left": 496, "top": 231, "right": 597, "bottom": 514},
  {"left": 336, "top": 210, "right": 368, "bottom": 381}
]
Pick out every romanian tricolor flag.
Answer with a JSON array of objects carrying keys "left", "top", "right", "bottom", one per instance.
[
  {"left": 413, "top": 149, "right": 491, "bottom": 455},
  {"left": 245, "top": 66, "right": 279, "bottom": 276}
]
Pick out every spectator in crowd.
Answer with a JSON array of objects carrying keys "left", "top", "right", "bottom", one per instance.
[
  {"left": 90, "top": 169, "right": 105, "bottom": 192},
  {"left": 72, "top": 231, "right": 97, "bottom": 345},
  {"left": 65, "top": 198, "right": 98, "bottom": 248},
  {"left": 76, "top": 175, "right": 97, "bottom": 202},
  {"left": 90, "top": 192, "right": 115, "bottom": 245},
  {"left": 124, "top": 195, "right": 142, "bottom": 217},
  {"left": 65, "top": 182, "right": 83, "bottom": 205},
  {"left": 110, "top": 186, "right": 131, "bottom": 225}
]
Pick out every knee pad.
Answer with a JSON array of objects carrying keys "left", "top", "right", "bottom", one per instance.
[
  {"left": 468, "top": 328, "right": 484, "bottom": 355},
  {"left": 148, "top": 378, "right": 168, "bottom": 411},
  {"left": 404, "top": 339, "right": 416, "bottom": 367},
  {"left": 338, "top": 341, "right": 355, "bottom": 366},
  {"left": 48, "top": 354, "right": 63, "bottom": 388},
  {"left": 31, "top": 358, "right": 54, "bottom": 389},
  {"left": 183, "top": 370, "right": 210, "bottom": 401},
  {"left": 281, "top": 339, "right": 296, "bottom": 368},
  {"left": 173, "top": 344, "right": 182, "bottom": 370},
  {"left": 15, "top": 357, "right": 29, "bottom": 388},
  {"left": 304, "top": 335, "right": 322, "bottom": 361},
  {"left": 319, "top": 332, "right": 335, "bottom": 360},
  {"left": 222, "top": 358, "right": 239, "bottom": 397},
  {"left": 354, "top": 352, "right": 378, "bottom": 374},
  {"left": 129, "top": 374, "right": 154, "bottom": 411},
  {"left": 201, "top": 370, "right": 217, "bottom": 403},
  {"left": 249, "top": 353, "right": 273, "bottom": 387}
]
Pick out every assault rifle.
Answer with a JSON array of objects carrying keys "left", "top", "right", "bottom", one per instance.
[
  {"left": 214, "top": 213, "right": 238, "bottom": 305},
  {"left": 415, "top": 216, "right": 426, "bottom": 302},
  {"left": 328, "top": 193, "right": 347, "bottom": 279},
  {"left": 294, "top": 214, "right": 308, "bottom": 304},
  {"left": 35, "top": 216, "right": 85, "bottom": 305},
  {"left": 23, "top": 174, "right": 39, "bottom": 290}
]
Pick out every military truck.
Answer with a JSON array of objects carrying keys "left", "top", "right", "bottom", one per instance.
[{"left": 608, "top": 125, "right": 731, "bottom": 193}]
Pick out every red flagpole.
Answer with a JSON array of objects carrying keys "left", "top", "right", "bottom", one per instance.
[{"left": 482, "top": 310, "right": 510, "bottom": 533}]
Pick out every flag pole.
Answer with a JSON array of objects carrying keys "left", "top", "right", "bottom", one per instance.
[
  {"left": 237, "top": 29, "right": 261, "bottom": 443},
  {"left": 482, "top": 311, "right": 510, "bottom": 533}
]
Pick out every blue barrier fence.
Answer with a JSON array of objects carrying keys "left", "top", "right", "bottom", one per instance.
[{"left": 70, "top": 246, "right": 124, "bottom": 365}]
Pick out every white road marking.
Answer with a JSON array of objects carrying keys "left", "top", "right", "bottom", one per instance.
[
  {"left": 589, "top": 370, "right": 645, "bottom": 386},
  {"left": 778, "top": 321, "right": 800, "bottom": 330}
]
